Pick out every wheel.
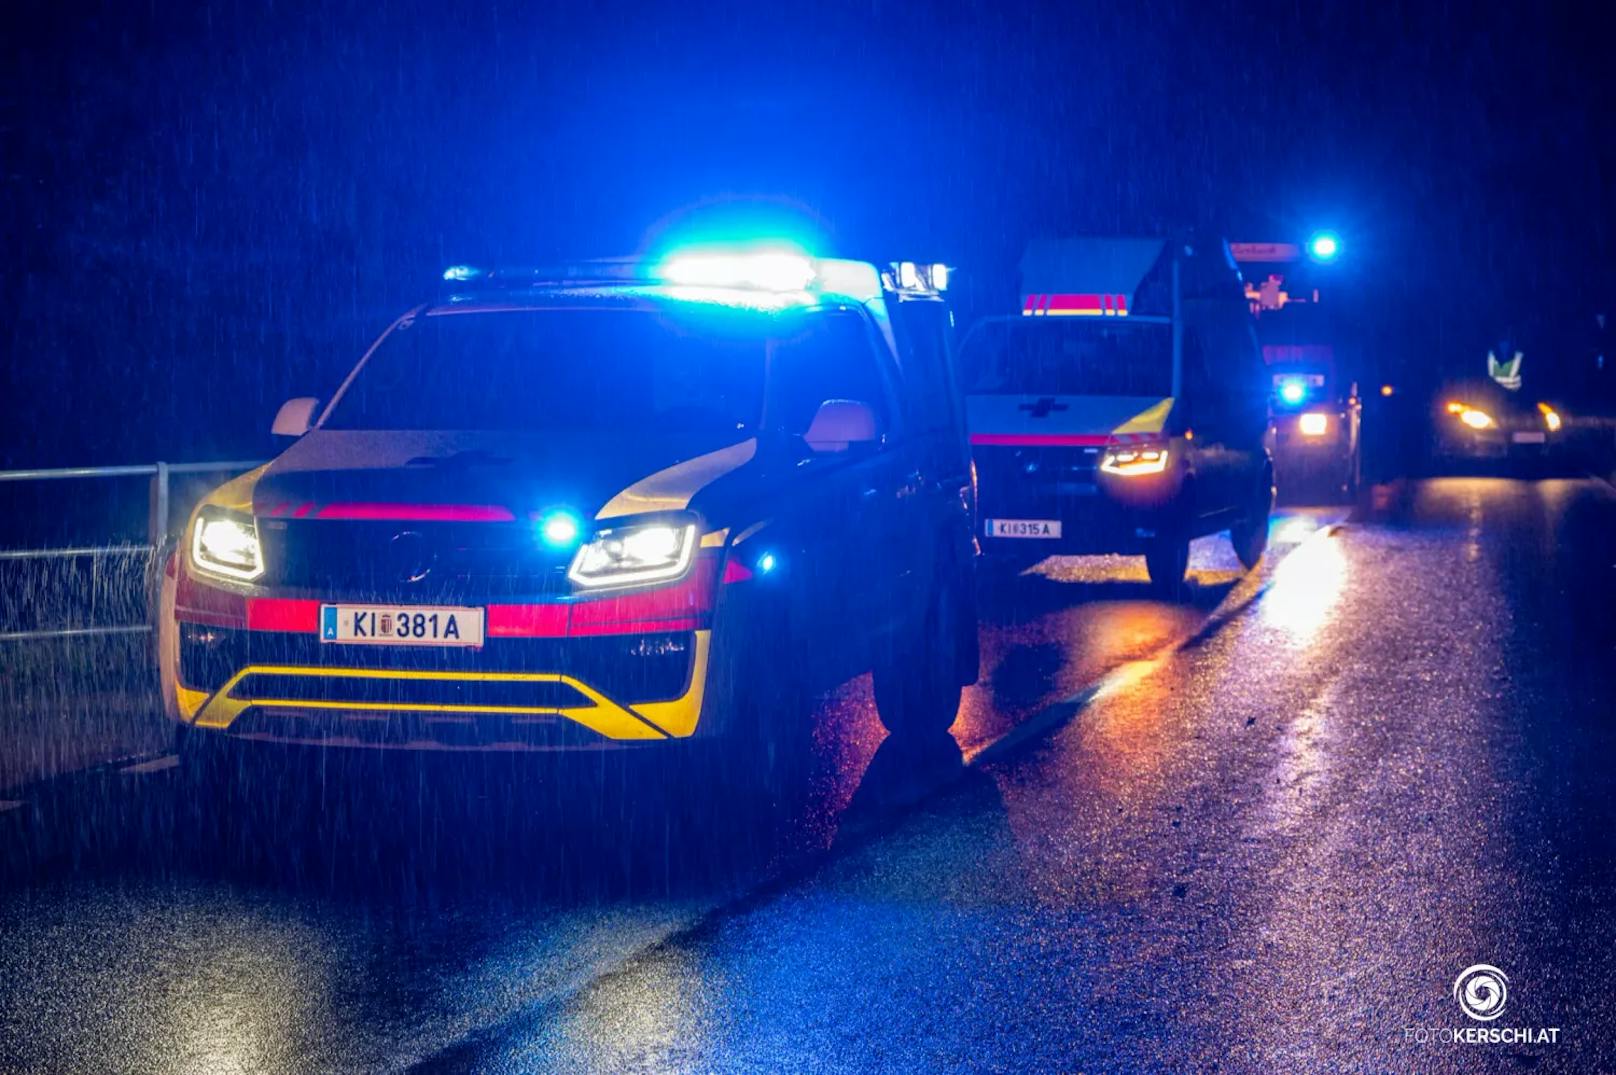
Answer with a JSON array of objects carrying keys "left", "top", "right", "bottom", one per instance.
[
  {"left": 1144, "top": 535, "right": 1190, "bottom": 596},
  {"left": 873, "top": 571, "right": 966, "bottom": 736},
  {"left": 1230, "top": 472, "right": 1275, "bottom": 571},
  {"left": 693, "top": 614, "right": 811, "bottom": 809}
]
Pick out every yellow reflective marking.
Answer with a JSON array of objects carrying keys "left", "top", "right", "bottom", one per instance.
[
  {"left": 596, "top": 440, "right": 757, "bottom": 519},
  {"left": 1113, "top": 397, "right": 1175, "bottom": 436},
  {"left": 187, "top": 650, "right": 717, "bottom": 743},
  {"left": 176, "top": 685, "right": 207, "bottom": 719},
  {"left": 631, "top": 629, "right": 711, "bottom": 738}
]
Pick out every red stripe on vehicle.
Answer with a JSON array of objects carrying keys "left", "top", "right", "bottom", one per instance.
[
  {"left": 970, "top": 433, "right": 1110, "bottom": 447},
  {"left": 314, "top": 503, "right": 516, "bottom": 522},
  {"left": 246, "top": 598, "right": 320, "bottom": 632},
  {"left": 568, "top": 556, "right": 718, "bottom": 635},
  {"left": 486, "top": 603, "right": 569, "bottom": 638},
  {"left": 1044, "top": 293, "right": 1104, "bottom": 314},
  {"left": 569, "top": 615, "right": 704, "bottom": 637},
  {"left": 175, "top": 568, "right": 247, "bottom": 626}
]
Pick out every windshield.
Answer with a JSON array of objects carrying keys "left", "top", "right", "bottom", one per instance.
[
  {"left": 960, "top": 319, "right": 1174, "bottom": 397},
  {"left": 322, "top": 305, "right": 833, "bottom": 436}
]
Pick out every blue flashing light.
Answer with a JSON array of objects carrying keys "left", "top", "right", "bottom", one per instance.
[
  {"left": 1307, "top": 232, "right": 1340, "bottom": 262},
  {"left": 659, "top": 246, "right": 816, "bottom": 293},
  {"left": 442, "top": 264, "right": 481, "bottom": 282},
  {"left": 1279, "top": 378, "right": 1308, "bottom": 405},
  {"left": 757, "top": 551, "right": 778, "bottom": 574},
  {"left": 538, "top": 510, "right": 582, "bottom": 548}
]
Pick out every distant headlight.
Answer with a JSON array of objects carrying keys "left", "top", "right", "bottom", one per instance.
[
  {"left": 568, "top": 519, "right": 698, "bottom": 589},
  {"left": 1298, "top": 412, "right": 1330, "bottom": 437},
  {"left": 1099, "top": 445, "right": 1170, "bottom": 477},
  {"left": 191, "top": 508, "right": 264, "bottom": 581},
  {"left": 1538, "top": 403, "right": 1562, "bottom": 432},
  {"left": 1458, "top": 408, "right": 1494, "bottom": 430}
]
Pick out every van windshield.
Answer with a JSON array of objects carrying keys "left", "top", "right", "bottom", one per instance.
[{"left": 961, "top": 320, "right": 1174, "bottom": 397}]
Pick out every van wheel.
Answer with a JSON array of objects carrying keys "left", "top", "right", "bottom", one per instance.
[
  {"left": 1144, "top": 536, "right": 1190, "bottom": 596},
  {"left": 873, "top": 574, "right": 965, "bottom": 736},
  {"left": 1230, "top": 474, "right": 1275, "bottom": 571}
]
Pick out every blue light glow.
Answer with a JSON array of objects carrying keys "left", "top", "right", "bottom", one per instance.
[
  {"left": 1279, "top": 379, "right": 1307, "bottom": 405},
  {"left": 442, "top": 264, "right": 481, "bottom": 282},
  {"left": 659, "top": 245, "right": 816, "bottom": 292},
  {"left": 538, "top": 510, "right": 582, "bottom": 548},
  {"left": 757, "top": 552, "right": 777, "bottom": 574},
  {"left": 1307, "top": 232, "right": 1340, "bottom": 262}
]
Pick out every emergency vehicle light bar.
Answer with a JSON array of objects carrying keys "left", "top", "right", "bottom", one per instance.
[
  {"left": 441, "top": 252, "right": 888, "bottom": 305},
  {"left": 1022, "top": 293, "right": 1131, "bottom": 317}
]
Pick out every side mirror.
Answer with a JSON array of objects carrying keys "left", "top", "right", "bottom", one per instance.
[
  {"left": 803, "top": 399, "right": 879, "bottom": 453},
  {"left": 271, "top": 397, "right": 319, "bottom": 438}
]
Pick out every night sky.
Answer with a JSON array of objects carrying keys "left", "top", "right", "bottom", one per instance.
[{"left": 4, "top": 0, "right": 1611, "bottom": 467}]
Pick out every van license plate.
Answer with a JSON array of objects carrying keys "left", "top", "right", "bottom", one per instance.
[
  {"left": 987, "top": 519, "right": 1062, "bottom": 539},
  {"left": 320, "top": 605, "right": 485, "bottom": 647},
  {"left": 1511, "top": 431, "right": 1546, "bottom": 444}
]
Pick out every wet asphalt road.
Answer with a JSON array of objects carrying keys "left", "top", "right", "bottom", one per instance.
[{"left": 2, "top": 478, "right": 1614, "bottom": 1073}]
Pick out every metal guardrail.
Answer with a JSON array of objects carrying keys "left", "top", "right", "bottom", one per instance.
[{"left": 0, "top": 460, "right": 261, "bottom": 641}]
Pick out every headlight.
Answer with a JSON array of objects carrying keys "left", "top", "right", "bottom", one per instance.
[
  {"left": 1538, "top": 403, "right": 1561, "bottom": 432},
  {"left": 1297, "top": 412, "right": 1330, "bottom": 437},
  {"left": 1099, "top": 446, "right": 1170, "bottom": 477},
  {"left": 1458, "top": 408, "right": 1494, "bottom": 430},
  {"left": 568, "top": 520, "right": 698, "bottom": 589},
  {"left": 191, "top": 508, "right": 264, "bottom": 581}
]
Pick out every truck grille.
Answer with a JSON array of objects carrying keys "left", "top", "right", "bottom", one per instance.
[{"left": 256, "top": 518, "right": 570, "bottom": 601}]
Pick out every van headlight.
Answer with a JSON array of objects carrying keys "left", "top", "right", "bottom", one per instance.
[
  {"left": 191, "top": 508, "right": 264, "bottom": 581},
  {"left": 1099, "top": 445, "right": 1170, "bottom": 477},
  {"left": 568, "top": 520, "right": 698, "bottom": 589}
]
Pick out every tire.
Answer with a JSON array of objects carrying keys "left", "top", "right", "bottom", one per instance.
[
  {"left": 873, "top": 572, "right": 966, "bottom": 736},
  {"left": 694, "top": 617, "right": 811, "bottom": 809},
  {"left": 1144, "top": 535, "right": 1190, "bottom": 596},
  {"left": 1230, "top": 472, "right": 1275, "bottom": 571}
]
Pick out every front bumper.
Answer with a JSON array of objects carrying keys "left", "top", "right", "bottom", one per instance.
[
  {"left": 1434, "top": 427, "right": 1560, "bottom": 460},
  {"left": 166, "top": 558, "right": 726, "bottom": 751},
  {"left": 180, "top": 634, "right": 710, "bottom": 750},
  {"left": 973, "top": 443, "right": 1184, "bottom": 557}
]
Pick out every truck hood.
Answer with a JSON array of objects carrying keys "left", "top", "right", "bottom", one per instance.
[{"left": 249, "top": 429, "right": 762, "bottom": 522}]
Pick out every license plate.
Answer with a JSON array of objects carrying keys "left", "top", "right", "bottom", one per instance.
[
  {"left": 986, "top": 518, "right": 1062, "bottom": 539},
  {"left": 1511, "top": 431, "right": 1546, "bottom": 444},
  {"left": 320, "top": 605, "right": 485, "bottom": 647}
]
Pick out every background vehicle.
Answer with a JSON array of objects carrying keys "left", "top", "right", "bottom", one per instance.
[
  {"left": 1434, "top": 373, "right": 1569, "bottom": 467},
  {"left": 1232, "top": 241, "right": 1362, "bottom": 502},
  {"left": 959, "top": 236, "right": 1273, "bottom": 593},
  {"left": 156, "top": 250, "right": 980, "bottom": 773}
]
